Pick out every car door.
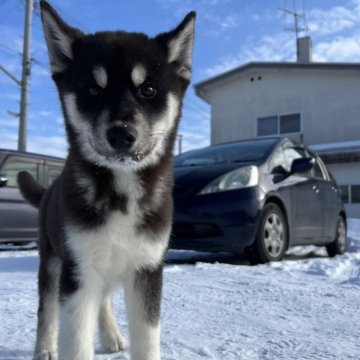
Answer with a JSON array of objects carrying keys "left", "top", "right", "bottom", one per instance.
[
  {"left": 282, "top": 146, "right": 323, "bottom": 243},
  {"left": 311, "top": 156, "right": 339, "bottom": 242},
  {"left": 0, "top": 155, "right": 41, "bottom": 242}
]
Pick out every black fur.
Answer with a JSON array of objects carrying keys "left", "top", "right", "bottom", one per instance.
[
  {"left": 63, "top": 156, "right": 129, "bottom": 227},
  {"left": 135, "top": 265, "right": 163, "bottom": 325},
  {"left": 17, "top": 171, "right": 45, "bottom": 208},
  {"left": 59, "top": 256, "right": 80, "bottom": 302}
]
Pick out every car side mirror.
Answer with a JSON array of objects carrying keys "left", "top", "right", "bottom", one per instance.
[
  {"left": 0, "top": 175, "right": 7, "bottom": 187},
  {"left": 290, "top": 157, "right": 314, "bottom": 175}
]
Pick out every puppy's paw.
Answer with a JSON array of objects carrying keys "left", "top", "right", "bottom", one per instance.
[
  {"left": 100, "top": 330, "right": 126, "bottom": 353},
  {"left": 33, "top": 351, "right": 57, "bottom": 360}
]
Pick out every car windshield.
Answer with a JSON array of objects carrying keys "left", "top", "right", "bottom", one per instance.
[{"left": 174, "top": 138, "right": 278, "bottom": 167}]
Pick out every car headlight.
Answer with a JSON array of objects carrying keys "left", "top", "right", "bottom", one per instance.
[{"left": 198, "top": 165, "right": 259, "bottom": 195}]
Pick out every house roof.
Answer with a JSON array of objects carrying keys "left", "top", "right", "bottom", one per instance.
[
  {"left": 0, "top": 148, "right": 64, "bottom": 161},
  {"left": 194, "top": 61, "right": 360, "bottom": 102},
  {"left": 309, "top": 141, "right": 360, "bottom": 164},
  {"left": 310, "top": 140, "right": 360, "bottom": 154}
]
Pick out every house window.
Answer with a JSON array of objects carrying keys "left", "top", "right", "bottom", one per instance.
[
  {"left": 257, "top": 113, "right": 301, "bottom": 137},
  {"left": 258, "top": 116, "right": 277, "bottom": 136},
  {"left": 338, "top": 184, "right": 360, "bottom": 204},
  {"left": 351, "top": 185, "right": 360, "bottom": 204},
  {"left": 280, "top": 114, "right": 301, "bottom": 134}
]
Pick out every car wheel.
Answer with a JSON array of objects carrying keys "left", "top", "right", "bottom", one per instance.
[
  {"left": 326, "top": 216, "right": 346, "bottom": 257},
  {"left": 247, "top": 203, "right": 288, "bottom": 265}
]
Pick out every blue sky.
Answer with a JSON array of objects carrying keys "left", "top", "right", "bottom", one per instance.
[{"left": 1, "top": 0, "right": 360, "bottom": 157}]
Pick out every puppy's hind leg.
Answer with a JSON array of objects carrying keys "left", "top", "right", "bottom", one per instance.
[
  {"left": 33, "top": 256, "right": 61, "bottom": 360},
  {"left": 98, "top": 295, "right": 126, "bottom": 353}
]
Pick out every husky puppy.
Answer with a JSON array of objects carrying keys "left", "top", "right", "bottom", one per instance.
[{"left": 18, "top": 1, "right": 195, "bottom": 359}]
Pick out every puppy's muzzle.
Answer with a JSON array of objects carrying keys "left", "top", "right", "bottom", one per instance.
[{"left": 106, "top": 126, "right": 137, "bottom": 151}]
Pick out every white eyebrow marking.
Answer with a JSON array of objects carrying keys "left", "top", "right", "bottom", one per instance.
[
  {"left": 131, "top": 64, "right": 147, "bottom": 87},
  {"left": 93, "top": 66, "right": 108, "bottom": 88}
]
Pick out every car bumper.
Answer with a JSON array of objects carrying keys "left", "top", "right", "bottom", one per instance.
[{"left": 171, "top": 188, "right": 264, "bottom": 253}]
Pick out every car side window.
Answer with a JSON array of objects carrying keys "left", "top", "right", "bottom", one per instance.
[
  {"left": 270, "top": 147, "right": 287, "bottom": 173},
  {"left": 315, "top": 156, "right": 331, "bottom": 181},
  {"left": 311, "top": 159, "right": 326, "bottom": 180},
  {"left": 282, "top": 148, "right": 305, "bottom": 173},
  {"left": 0, "top": 156, "right": 38, "bottom": 188}
]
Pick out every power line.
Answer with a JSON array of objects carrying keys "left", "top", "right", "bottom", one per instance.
[
  {"left": 33, "top": 0, "right": 89, "bottom": 32},
  {"left": 0, "top": 43, "right": 22, "bottom": 56},
  {"left": 31, "top": 57, "right": 46, "bottom": 69},
  {"left": 0, "top": 43, "right": 48, "bottom": 73}
]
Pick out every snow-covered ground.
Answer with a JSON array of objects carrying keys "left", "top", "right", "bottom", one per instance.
[{"left": 1, "top": 221, "right": 360, "bottom": 360}]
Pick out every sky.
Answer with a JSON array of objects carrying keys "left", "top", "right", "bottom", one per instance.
[{"left": 1, "top": 0, "right": 360, "bottom": 158}]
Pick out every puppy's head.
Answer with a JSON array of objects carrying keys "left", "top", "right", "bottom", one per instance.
[{"left": 40, "top": 1, "right": 195, "bottom": 170}]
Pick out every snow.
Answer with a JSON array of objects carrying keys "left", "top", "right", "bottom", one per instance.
[{"left": 1, "top": 221, "right": 360, "bottom": 359}]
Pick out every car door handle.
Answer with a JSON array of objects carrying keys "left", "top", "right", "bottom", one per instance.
[{"left": 312, "top": 185, "right": 319, "bottom": 193}]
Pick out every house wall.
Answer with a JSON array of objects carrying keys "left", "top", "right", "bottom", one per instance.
[
  {"left": 208, "top": 67, "right": 360, "bottom": 147},
  {"left": 327, "top": 163, "right": 360, "bottom": 219}
]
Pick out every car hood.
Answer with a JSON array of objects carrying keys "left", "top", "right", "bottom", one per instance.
[{"left": 173, "top": 162, "right": 258, "bottom": 199}]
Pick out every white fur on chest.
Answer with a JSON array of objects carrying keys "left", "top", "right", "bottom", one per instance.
[{"left": 67, "top": 171, "right": 169, "bottom": 290}]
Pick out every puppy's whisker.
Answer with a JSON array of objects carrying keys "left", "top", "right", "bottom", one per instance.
[{"left": 149, "top": 132, "right": 167, "bottom": 136}]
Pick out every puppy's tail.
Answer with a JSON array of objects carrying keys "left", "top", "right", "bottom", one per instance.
[{"left": 17, "top": 171, "right": 46, "bottom": 209}]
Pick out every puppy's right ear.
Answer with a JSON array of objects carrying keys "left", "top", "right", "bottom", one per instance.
[{"left": 40, "top": 0, "right": 83, "bottom": 74}]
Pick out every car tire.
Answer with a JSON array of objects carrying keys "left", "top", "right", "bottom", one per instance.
[
  {"left": 326, "top": 216, "right": 347, "bottom": 257},
  {"left": 246, "top": 203, "right": 288, "bottom": 265}
]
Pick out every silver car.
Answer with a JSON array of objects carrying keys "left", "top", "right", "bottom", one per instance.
[{"left": 0, "top": 149, "right": 64, "bottom": 243}]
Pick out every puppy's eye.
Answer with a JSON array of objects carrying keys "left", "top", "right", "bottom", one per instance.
[
  {"left": 139, "top": 84, "right": 157, "bottom": 99},
  {"left": 89, "top": 86, "right": 103, "bottom": 96}
]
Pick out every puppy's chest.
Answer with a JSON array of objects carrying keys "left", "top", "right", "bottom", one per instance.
[{"left": 69, "top": 176, "right": 168, "bottom": 283}]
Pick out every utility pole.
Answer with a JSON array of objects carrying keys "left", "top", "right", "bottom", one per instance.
[
  {"left": 18, "top": 0, "right": 34, "bottom": 152},
  {"left": 177, "top": 134, "right": 183, "bottom": 155}
]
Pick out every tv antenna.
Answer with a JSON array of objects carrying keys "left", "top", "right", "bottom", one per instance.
[{"left": 279, "top": 0, "right": 308, "bottom": 40}]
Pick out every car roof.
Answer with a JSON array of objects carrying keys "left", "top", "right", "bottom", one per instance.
[
  {"left": 0, "top": 148, "right": 65, "bottom": 161},
  {"left": 176, "top": 137, "right": 289, "bottom": 157},
  {"left": 216, "top": 136, "right": 286, "bottom": 147}
]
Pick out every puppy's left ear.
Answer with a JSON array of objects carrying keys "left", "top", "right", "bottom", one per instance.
[
  {"left": 40, "top": 0, "right": 83, "bottom": 74},
  {"left": 156, "top": 12, "right": 196, "bottom": 81}
]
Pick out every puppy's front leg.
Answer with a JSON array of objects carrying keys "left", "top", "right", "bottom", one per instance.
[
  {"left": 124, "top": 265, "right": 163, "bottom": 360},
  {"left": 58, "top": 261, "right": 102, "bottom": 360}
]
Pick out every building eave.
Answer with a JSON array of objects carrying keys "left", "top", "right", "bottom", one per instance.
[
  {"left": 310, "top": 141, "right": 360, "bottom": 164},
  {"left": 194, "top": 61, "right": 360, "bottom": 103}
]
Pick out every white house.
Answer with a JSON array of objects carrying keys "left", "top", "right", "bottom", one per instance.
[{"left": 194, "top": 38, "right": 360, "bottom": 217}]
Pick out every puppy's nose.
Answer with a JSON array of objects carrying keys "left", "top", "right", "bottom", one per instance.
[{"left": 106, "top": 126, "right": 137, "bottom": 150}]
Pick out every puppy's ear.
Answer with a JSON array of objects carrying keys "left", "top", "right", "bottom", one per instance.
[
  {"left": 156, "top": 12, "right": 196, "bottom": 81},
  {"left": 40, "top": 0, "right": 83, "bottom": 74}
]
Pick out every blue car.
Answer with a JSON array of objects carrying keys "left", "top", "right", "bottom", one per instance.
[{"left": 171, "top": 137, "right": 347, "bottom": 264}]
